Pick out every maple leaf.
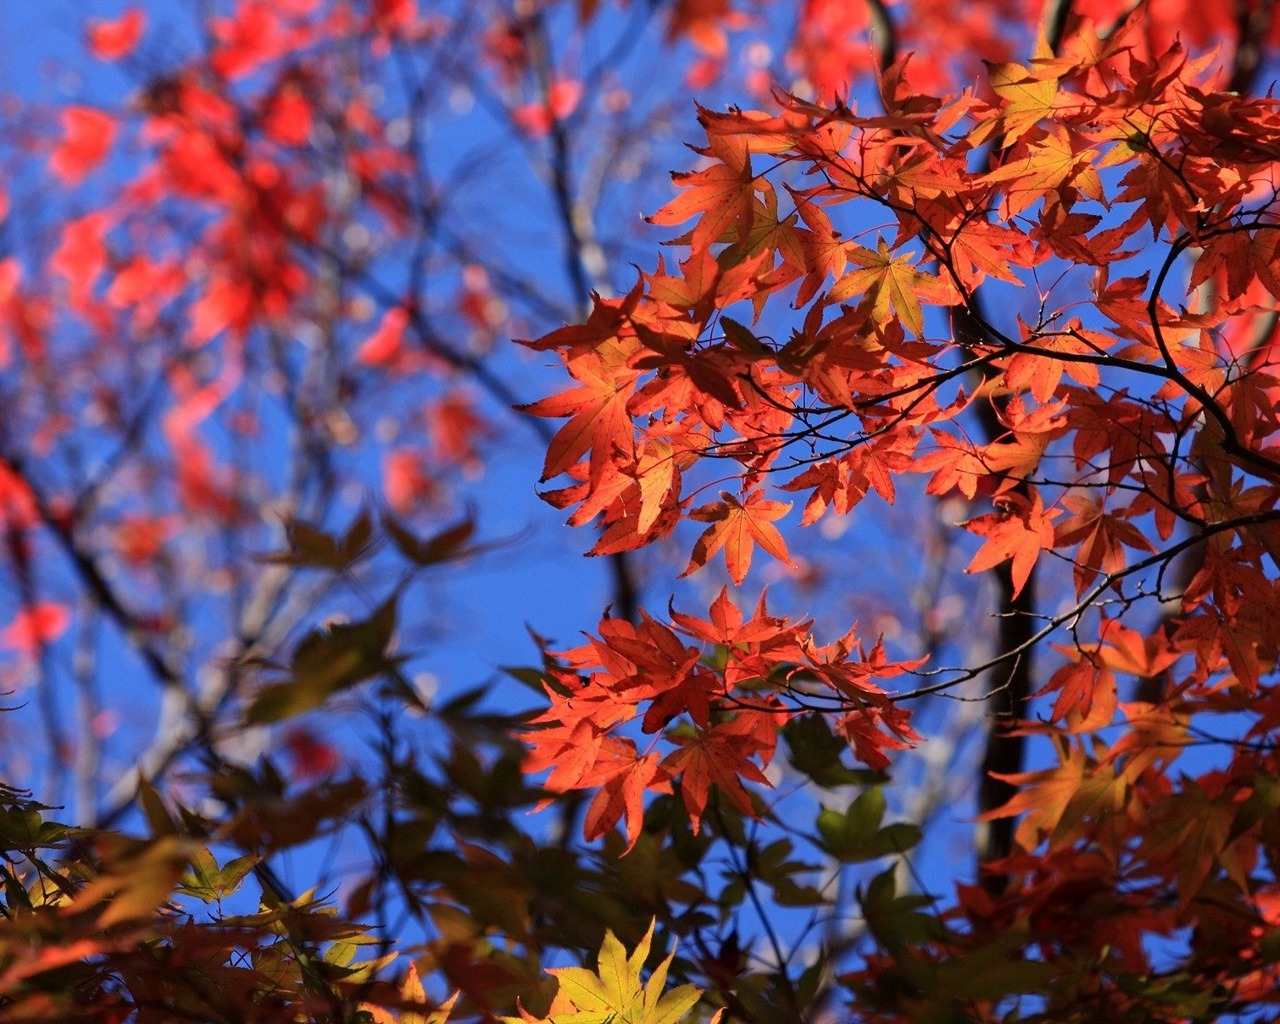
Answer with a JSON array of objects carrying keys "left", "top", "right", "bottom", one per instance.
[
  {"left": 582, "top": 752, "right": 670, "bottom": 852},
  {"left": 1001, "top": 327, "right": 1102, "bottom": 403},
  {"left": 979, "top": 739, "right": 1126, "bottom": 853},
  {"left": 977, "top": 395, "right": 1067, "bottom": 487},
  {"left": 425, "top": 391, "right": 492, "bottom": 471},
  {"left": 648, "top": 121, "right": 759, "bottom": 251},
  {"left": 1140, "top": 782, "right": 1244, "bottom": 907},
  {"left": 664, "top": 0, "right": 739, "bottom": 58},
  {"left": 50, "top": 212, "right": 110, "bottom": 309},
  {"left": 1, "top": 602, "right": 70, "bottom": 655},
  {"left": 787, "top": 185, "right": 853, "bottom": 307},
  {"left": 383, "top": 449, "right": 434, "bottom": 516},
  {"left": 1097, "top": 619, "right": 1180, "bottom": 680},
  {"left": 263, "top": 81, "right": 314, "bottom": 145},
  {"left": 190, "top": 273, "right": 256, "bottom": 343},
  {"left": 632, "top": 437, "right": 683, "bottom": 535},
  {"left": 984, "top": 126, "right": 1103, "bottom": 219},
  {"left": 829, "top": 237, "right": 943, "bottom": 337},
  {"left": 964, "top": 488, "right": 1059, "bottom": 598},
  {"left": 502, "top": 921, "right": 719, "bottom": 1024},
  {"left": 362, "top": 963, "right": 458, "bottom": 1024},
  {"left": 513, "top": 79, "right": 583, "bottom": 137},
  {"left": 942, "top": 216, "right": 1029, "bottom": 291},
  {"left": 68, "top": 835, "right": 194, "bottom": 928},
  {"left": 50, "top": 107, "right": 116, "bottom": 185},
  {"left": 781, "top": 457, "right": 857, "bottom": 525},
  {"left": 211, "top": 1, "right": 291, "bottom": 79},
  {"left": 913, "top": 430, "right": 988, "bottom": 499},
  {"left": 523, "top": 342, "right": 640, "bottom": 486},
  {"left": 1054, "top": 493, "right": 1156, "bottom": 596},
  {"left": 372, "top": 0, "right": 419, "bottom": 37},
  {"left": 663, "top": 721, "right": 773, "bottom": 833},
  {"left": 1106, "top": 700, "right": 1191, "bottom": 783},
  {"left": 683, "top": 489, "right": 794, "bottom": 585},
  {"left": 357, "top": 306, "right": 411, "bottom": 367},
  {"left": 282, "top": 727, "right": 341, "bottom": 780},
  {"left": 1039, "top": 649, "right": 1116, "bottom": 732},
  {"left": 86, "top": 7, "right": 145, "bottom": 61},
  {"left": 837, "top": 704, "right": 920, "bottom": 772},
  {"left": 980, "top": 30, "right": 1062, "bottom": 145}
]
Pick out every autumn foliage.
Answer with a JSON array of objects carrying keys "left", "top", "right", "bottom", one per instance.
[{"left": 3, "top": 1, "right": 1280, "bottom": 1023}]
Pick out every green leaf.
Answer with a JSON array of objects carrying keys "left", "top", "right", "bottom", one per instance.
[
  {"left": 137, "top": 776, "right": 179, "bottom": 837},
  {"left": 783, "top": 715, "right": 877, "bottom": 787},
  {"left": 0, "top": 806, "right": 89, "bottom": 850},
  {"left": 816, "top": 787, "right": 884, "bottom": 860},
  {"left": 246, "top": 596, "right": 401, "bottom": 723},
  {"left": 383, "top": 511, "right": 478, "bottom": 566},
  {"left": 260, "top": 509, "right": 375, "bottom": 570},
  {"left": 859, "top": 868, "right": 945, "bottom": 950},
  {"left": 753, "top": 839, "right": 823, "bottom": 907},
  {"left": 179, "top": 845, "right": 221, "bottom": 903}
]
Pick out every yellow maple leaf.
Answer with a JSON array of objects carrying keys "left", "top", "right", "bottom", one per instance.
[
  {"left": 979, "top": 28, "right": 1062, "bottom": 145},
  {"left": 829, "top": 237, "right": 942, "bottom": 337},
  {"left": 361, "top": 963, "right": 458, "bottom": 1024},
  {"left": 501, "top": 920, "right": 721, "bottom": 1024}
]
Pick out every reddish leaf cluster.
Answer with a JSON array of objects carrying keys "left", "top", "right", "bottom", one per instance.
[
  {"left": 524, "top": 588, "right": 920, "bottom": 848},
  {"left": 520, "top": 6, "right": 1280, "bottom": 1017},
  {"left": 7, "top": 0, "right": 1280, "bottom": 1022}
]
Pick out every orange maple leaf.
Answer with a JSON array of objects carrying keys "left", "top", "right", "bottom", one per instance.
[
  {"left": 1055, "top": 493, "right": 1156, "bottom": 596},
  {"left": 1040, "top": 648, "right": 1116, "bottom": 732},
  {"left": 663, "top": 723, "right": 772, "bottom": 833},
  {"left": 648, "top": 122, "right": 760, "bottom": 251},
  {"left": 683, "top": 489, "right": 794, "bottom": 586},
  {"left": 964, "top": 488, "right": 1059, "bottom": 598},
  {"left": 582, "top": 752, "right": 670, "bottom": 852},
  {"left": 979, "top": 738, "right": 1125, "bottom": 853},
  {"left": 984, "top": 126, "right": 1103, "bottom": 219},
  {"left": 979, "top": 29, "right": 1062, "bottom": 145}
]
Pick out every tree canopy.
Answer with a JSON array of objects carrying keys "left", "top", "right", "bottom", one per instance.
[{"left": 2, "top": 2, "right": 1280, "bottom": 1022}]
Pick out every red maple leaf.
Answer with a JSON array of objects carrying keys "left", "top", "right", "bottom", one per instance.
[
  {"left": 356, "top": 307, "right": 410, "bottom": 368},
  {"left": 382, "top": 449, "right": 436, "bottom": 515},
  {"left": 50, "top": 213, "right": 110, "bottom": 309},
  {"left": 284, "top": 727, "right": 341, "bottom": 779},
  {"left": 647, "top": 122, "right": 759, "bottom": 251},
  {"left": 2, "top": 602, "right": 71, "bottom": 655},
  {"left": 663, "top": 722, "right": 772, "bottom": 833},
  {"left": 50, "top": 107, "right": 116, "bottom": 185},
  {"left": 513, "top": 80, "right": 582, "bottom": 137},
  {"left": 86, "top": 8, "right": 145, "bottom": 61},
  {"left": 522, "top": 343, "right": 640, "bottom": 486},
  {"left": 964, "top": 488, "right": 1059, "bottom": 598},
  {"left": 582, "top": 752, "right": 670, "bottom": 851}
]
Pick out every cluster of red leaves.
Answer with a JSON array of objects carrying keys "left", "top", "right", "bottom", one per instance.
[
  {"left": 523, "top": 587, "right": 920, "bottom": 849},
  {"left": 7, "top": 0, "right": 1280, "bottom": 1019},
  {"left": 23, "top": 0, "right": 493, "bottom": 546},
  {"left": 9, "top": 0, "right": 606, "bottom": 657},
  {"left": 523, "top": 7, "right": 1280, "bottom": 1017},
  {"left": 529, "top": 15, "right": 1280, "bottom": 709}
]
